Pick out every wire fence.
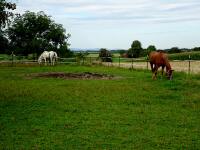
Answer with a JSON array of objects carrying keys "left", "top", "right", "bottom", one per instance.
[{"left": 0, "top": 54, "right": 199, "bottom": 74}]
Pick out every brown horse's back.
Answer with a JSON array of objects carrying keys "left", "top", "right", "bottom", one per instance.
[{"left": 149, "top": 51, "right": 168, "bottom": 66}]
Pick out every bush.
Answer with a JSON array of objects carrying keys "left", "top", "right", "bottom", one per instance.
[{"left": 99, "top": 48, "right": 112, "bottom": 62}]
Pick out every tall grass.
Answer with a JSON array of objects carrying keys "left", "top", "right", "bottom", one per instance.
[
  {"left": 168, "top": 51, "right": 200, "bottom": 60},
  {"left": 0, "top": 65, "right": 199, "bottom": 149}
]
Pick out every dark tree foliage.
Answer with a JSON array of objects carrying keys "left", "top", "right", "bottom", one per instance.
[
  {"left": 99, "top": 48, "right": 112, "bottom": 62},
  {"left": 146, "top": 45, "right": 156, "bottom": 54},
  {"left": 192, "top": 47, "right": 200, "bottom": 51},
  {"left": 127, "top": 40, "right": 143, "bottom": 58},
  {"left": 0, "top": 0, "right": 16, "bottom": 28},
  {"left": 167, "top": 47, "right": 181, "bottom": 54},
  {"left": 7, "top": 11, "right": 71, "bottom": 57},
  {"left": 0, "top": 30, "right": 8, "bottom": 53},
  {"left": 76, "top": 51, "right": 88, "bottom": 59},
  {"left": 59, "top": 42, "right": 74, "bottom": 58},
  {"left": 0, "top": 0, "right": 16, "bottom": 53},
  {"left": 119, "top": 50, "right": 127, "bottom": 56}
]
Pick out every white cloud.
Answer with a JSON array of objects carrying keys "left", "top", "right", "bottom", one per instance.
[
  {"left": 13, "top": 0, "right": 200, "bottom": 49},
  {"left": 15, "top": 0, "right": 200, "bottom": 25}
]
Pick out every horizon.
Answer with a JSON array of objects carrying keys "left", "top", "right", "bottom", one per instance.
[{"left": 14, "top": 0, "right": 200, "bottom": 50}]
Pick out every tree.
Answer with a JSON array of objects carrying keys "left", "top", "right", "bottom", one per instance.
[
  {"left": 146, "top": 45, "right": 156, "bottom": 55},
  {"left": 192, "top": 47, "right": 200, "bottom": 51},
  {"left": 168, "top": 47, "right": 181, "bottom": 54},
  {"left": 7, "top": 11, "right": 71, "bottom": 56},
  {"left": 0, "top": 0, "right": 16, "bottom": 53},
  {"left": 0, "top": 30, "right": 8, "bottom": 53},
  {"left": 127, "top": 40, "right": 142, "bottom": 58},
  {"left": 99, "top": 48, "right": 112, "bottom": 62},
  {"left": 119, "top": 49, "right": 127, "bottom": 56},
  {"left": 59, "top": 42, "right": 74, "bottom": 57},
  {"left": 0, "top": 0, "right": 16, "bottom": 28}
]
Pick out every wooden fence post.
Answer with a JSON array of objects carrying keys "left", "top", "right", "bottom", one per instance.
[
  {"left": 146, "top": 55, "right": 149, "bottom": 70},
  {"left": 131, "top": 58, "right": 133, "bottom": 70},
  {"left": 188, "top": 55, "right": 191, "bottom": 74},
  {"left": 82, "top": 57, "right": 85, "bottom": 65},
  {"left": 76, "top": 56, "right": 78, "bottom": 64},
  {"left": 119, "top": 56, "right": 120, "bottom": 67},
  {"left": 11, "top": 51, "right": 14, "bottom": 66}
]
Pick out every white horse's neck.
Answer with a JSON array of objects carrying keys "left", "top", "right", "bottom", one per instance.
[{"left": 38, "top": 55, "right": 42, "bottom": 63}]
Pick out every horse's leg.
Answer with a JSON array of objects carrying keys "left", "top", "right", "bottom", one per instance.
[
  {"left": 161, "top": 65, "right": 165, "bottom": 79},
  {"left": 150, "top": 62, "right": 154, "bottom": 72},
  {"left": 44, "top": 58, "right": 47, "bottom": 66},
  {"left": 53, "top": 56, "right": 56, "bottom": 65},
  {"left": 151, "top": 63, "right": 154, "bottom": 79},
  {"left": 54, "top": 57, "right": 55, "bottom": 65},
  {"left": 152, "top": 65, "right": 158, "bottom": 80},
  {"left": 52, "top": 57, "right": 54, "bottom": 66},
  {"left": 151, "top": 63, "right": 157, "bottom": 79},
  {"left": 49, "top": 56, "right": 52, "bottom": 66}
]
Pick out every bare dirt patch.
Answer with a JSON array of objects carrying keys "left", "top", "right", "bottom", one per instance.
[{"left": 30, "top": 72, "right": 117, "bottom": 80}]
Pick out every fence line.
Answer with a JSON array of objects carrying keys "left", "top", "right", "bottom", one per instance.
[{"left": 0, "top": 55, "right": 199, "bottom": 74}]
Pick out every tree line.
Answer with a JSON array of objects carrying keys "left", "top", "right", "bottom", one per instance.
[{"left": 99, "top": 40, "right": 200, "bottom": 61}]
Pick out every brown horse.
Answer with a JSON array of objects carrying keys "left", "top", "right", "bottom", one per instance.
[{"left": 149, "top": 51, "right": 174, "bottom": 80}]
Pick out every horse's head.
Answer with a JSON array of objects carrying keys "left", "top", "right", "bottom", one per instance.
[
  {"left": 38, "top": 56, "right": 42, "bottom": 64},
  {"left": 167, "top": 69, "right": 174, "bottom": 80}
]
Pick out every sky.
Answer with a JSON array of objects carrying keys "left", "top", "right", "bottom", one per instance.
[{"left": 13, "top": 0, "right": 200, "bottom": 49}]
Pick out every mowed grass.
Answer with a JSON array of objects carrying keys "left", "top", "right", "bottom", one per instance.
[{"left": 0, "top": 65, "right": 199, "bottom": 149}]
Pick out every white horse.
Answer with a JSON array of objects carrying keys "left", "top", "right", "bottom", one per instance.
[{"left": 38, "top": 51, "right": 58, "bottom": 66}]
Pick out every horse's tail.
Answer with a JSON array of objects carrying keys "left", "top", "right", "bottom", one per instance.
[{"left": 54, "top": 52, "right": 58, "bottom": 61}]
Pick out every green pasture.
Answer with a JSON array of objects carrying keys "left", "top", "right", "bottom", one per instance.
[
  {"left": 87, "top": 53, "right": 99, "bottom": 57},
  {"left": 0, "top": 65, "right": 199, "bottom": 149},
  {"left": 0, "top": 54, "right": 11, "bottom": 61},
  {"left": 0, "top": 54, "right": 37, "bottom": 61}
]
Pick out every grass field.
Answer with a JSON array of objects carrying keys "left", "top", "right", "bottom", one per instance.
[{"left": 0, "top": 65, "right": 200, "bottom": 149}]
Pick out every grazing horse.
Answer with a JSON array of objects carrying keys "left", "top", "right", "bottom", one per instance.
[
  {"left": 149, "top": 51, "right": 174, "bottom": 80},
  {"left": 38, "top": 51, "right": 58, "bottom": 66}
]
